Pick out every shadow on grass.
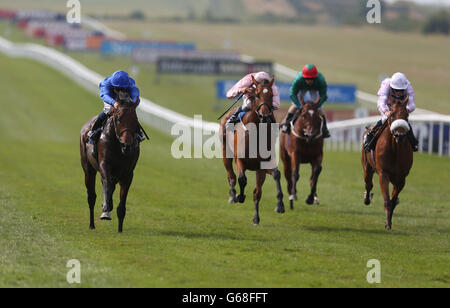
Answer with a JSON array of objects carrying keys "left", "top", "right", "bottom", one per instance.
[
  {"left": 154, "top": 229, "right": 267, "bottom": 242},
  {"left": 302, "top": 225, "right": 409, "bottom": 236}
]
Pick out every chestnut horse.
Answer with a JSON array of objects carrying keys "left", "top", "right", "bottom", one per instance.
[
  {"left": 80, "top": 94, "right": 140, "bottom": 232},
  {"left": 220, "top": 76, "right": 285, "bottom": 225},
  {"left": 280, "top": 100, "right": 324, "bottom": 210},
  {"left": 361, "top": 99, "right": 413, "bottom": 230}
]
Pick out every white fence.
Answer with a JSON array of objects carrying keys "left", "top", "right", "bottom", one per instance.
[
  {"left": 326, "top": 114, "right": 450, "bottom": 156},
  {"left": 1, "top": 36, "right": 448, "bottom": 156},
  {"left": 0, "top": 36, "right": 220, "bottom": 136}
]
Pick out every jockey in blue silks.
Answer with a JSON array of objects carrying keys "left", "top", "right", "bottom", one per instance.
[{"left": 87, "top": 70, "right": 145, "bottom": 144}]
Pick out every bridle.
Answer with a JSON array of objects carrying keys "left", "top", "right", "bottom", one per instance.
[
  {"left": 291, "top": 107, "right": 323, "bottom": 141},
  {"left": 111, "top": 106, "right": 137, "bottom": 147},
  {"left": 255, "top": 102, "right": 274, "bottom": 122}
]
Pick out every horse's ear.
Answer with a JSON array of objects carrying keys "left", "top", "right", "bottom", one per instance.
[
  {"left": 269, "top": 76, "right": 275, "bottom": 87},
  {"left": 251, "top": 75, "right": 258, "bottom": 85},
  {"left": 133, "top": 96, "right": 139, "bottom": 108}
]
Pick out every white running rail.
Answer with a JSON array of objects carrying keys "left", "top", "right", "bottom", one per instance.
[
  {"left": 0, "top": 36, "right": 220, "bottom": 136},
  {"left": 1, "top": 36, "right": 448, "bottom": 156}
]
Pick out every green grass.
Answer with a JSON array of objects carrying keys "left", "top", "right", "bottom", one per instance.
[{"left": 0, "top": 48, "right": 449, "bottom": 287}]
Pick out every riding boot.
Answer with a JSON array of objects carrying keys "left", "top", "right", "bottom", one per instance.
[
  {"left": 226, "top": 106, "right": 243, "bottom": 130},
  {"left": 87, "top": 111, "right": 108, "bottom": 144},
  {"left": 281, "top": 112, "right": 295, "bottom": 133},
  {"left": 407, "top": 124, "right": 419, "bottom": 152},
  {"left": 321, "top": 115, "right": 330, "bottom": 138},
  {"left": 364, "top": 119, "right": 383, "bottom": 152}
]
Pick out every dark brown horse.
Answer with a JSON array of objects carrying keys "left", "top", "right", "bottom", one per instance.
[
  {"left": 220, "top": 76, "right": 285, "bottom": 225},
  {"left": 280, "top": 99, "right": 324, "bottom": 210},
  {"left": 361, "top": 98, "right": 413, "bottom": 230},
  {"left": 80, "top": 94, "right": 140, "bottom": 232}
]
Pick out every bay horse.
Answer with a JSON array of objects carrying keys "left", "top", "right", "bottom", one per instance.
[
  {"left": 220, "top": 76, "right": 285, "bottom": 225},
  {"left": 80, "top": 93, "right": 140, "bottom": 233},
  {"left": 361, "top": 98, "right": 413, "bottom": 230},
  {"left": 280, "top": 99, "right": 324, "bottom": 210}
]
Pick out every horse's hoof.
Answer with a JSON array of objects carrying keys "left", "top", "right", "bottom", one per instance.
[
  {"left": 364, "top": 192, "right": 374, "bottom": 205},
  {"left": 305, "top": 195, "right": 314, "bottom": 205},
  {"left": 89, "top": 225, "right": 95, "bottom": 230},
  {"left": 253, "top": 218, "right": 260, "bottom": 225},
  {"left": 385, "top": 224, "right": 392, "bottom": 230},
  {"left": 237, "top": 194, "right": 246, "bottom": 203},
  {"left": 314, "top": 196, "right": 319, "bottom": 205},
  {"left": 275, "top": 203, "right": 285, "bottom": 214},
  {"left": 100, "top": 212, "right": 111, "bottom": 220},
  {"left": 228, "top": 196, "right": 237, "bottom": 204},
  {"left": 290, "top": 200, "right": 294, "bottom": 210}
]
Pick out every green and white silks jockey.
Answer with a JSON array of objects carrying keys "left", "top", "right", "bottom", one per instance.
[{"left": 281, "top": 64, "right": 330, "bottom": 138}]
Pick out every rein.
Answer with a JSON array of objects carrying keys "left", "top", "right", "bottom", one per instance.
[
  {"left": 254, "top": 102, "right": 273, "bottom": 119},
  {"left": 291, "top": 113, "right": 323, "bottom": 140},
  {"left": 111, "top": 107, "right": 137, "bottom": 146}
]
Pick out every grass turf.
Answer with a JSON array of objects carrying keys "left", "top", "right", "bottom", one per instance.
[{"left": 0, "top": 44, "right": 449, "bottom": 288}]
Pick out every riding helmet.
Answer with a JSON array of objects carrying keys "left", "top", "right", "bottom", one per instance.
[
  {"left": 111, "top": 70, "right": 130, "bottom": 88},
  {"left": 302, "top": 64, "right": 318, "bottom": 79},
  {"left": 390, "top": 72, "right": 408, "bottom": 90}
]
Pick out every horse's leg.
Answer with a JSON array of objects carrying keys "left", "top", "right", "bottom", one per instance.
[
  {"left": 117, "top": 174, "right": 133, "bottom": 233},
  {"left": 222, "top": 129, "right": 237, "bottom": 203},
  {"left": 253, "top": 170, "right": 267, "bottom": 225},
  {"left": 389, "top": 177, "right": 405, "bottom": 228},
  {"left": 280, "top": 144, "right": 293, "bottom": 210},
  {"left": 362, "top": 151, "right": 375, "bottom": 205},
  {"left": 363, "top": 165, "right": 375, "bottom": 206},
  {"left": 236, "top": 159, "right": 247, "bottom": 204},
  {"left": 306, "top": 158, "right": 322, "bottom": 205},
  {"left": 379, "top": 172, "right": 393, "bottom": 230},
  {"left": 267, "top": 168, "right": 285, "bottom": 213},
  {"left": 290, "top": 154, "right": 300, "bottom": 209},
  {"left": 84, "top": 165, "right": 97, "bottom": 229},
  {"left": 223, "top": 157, "right": 237, "bottom": 203},
  {"left": 100, "top": 175, "right": 116, "bottom": 220}
]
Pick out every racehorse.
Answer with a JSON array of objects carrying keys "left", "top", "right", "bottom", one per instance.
[
  {"left": 80, "top": 93, "right": 140, "bottom": 233},
  {"left": 361, "top": 98, "right": 413, "bottom": 230},
  {"left": 280, "top": 99, "right": 324, "bottom": 210},
  {"left": 220, "top": 76, "right": 285, "bottom": 225}
]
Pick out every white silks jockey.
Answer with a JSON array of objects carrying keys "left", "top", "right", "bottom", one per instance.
[
  {"left": 225, "top": 71, "right": 280, "bottom": 129},
  {"left": 364, "top": 72, "right": 419, "bottom": 152}
]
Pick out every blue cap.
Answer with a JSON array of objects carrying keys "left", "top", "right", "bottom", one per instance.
[{"left": 111, "top": 70, "right": 130, "bottom": 88}]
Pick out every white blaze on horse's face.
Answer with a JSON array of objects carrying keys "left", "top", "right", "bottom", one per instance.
[
  {"left": 263, "top": 88, "right": 269, "bottom": 94},
  {"left": 308, "top": 110, "right": 314, "bottom": 116}
]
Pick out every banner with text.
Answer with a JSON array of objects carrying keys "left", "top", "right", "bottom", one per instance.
[
  {"left": 217, "top": 80, "right": 356, "bottom": 103},
  {"left": 157, "top": 58, "right": 273, "bottom": 75}
]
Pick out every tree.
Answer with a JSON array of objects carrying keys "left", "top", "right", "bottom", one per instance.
[{"left": 423, "top": 11, "right": 450, "bottom": 35}]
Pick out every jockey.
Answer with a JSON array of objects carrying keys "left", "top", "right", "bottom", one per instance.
[
  {"left": 225, "top": 71, "right": 280, "bottom": 129},
  {"left": 281, "top": 64, "right": 330, "bottom": 138},
  {"left": 87, "top": 70, "right": 145, "bottom": 144},
  {"left": 363, "top": 72, "right": 418, "bottom": 152}
]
